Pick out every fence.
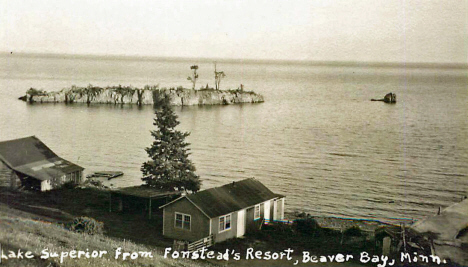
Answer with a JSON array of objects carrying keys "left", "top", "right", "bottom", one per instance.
[
  {"left": 263, "top": 218, "right": 294, "bottom": 225},
  {"left": 187, "top": 234, "right": 213, "bottom": 252}
]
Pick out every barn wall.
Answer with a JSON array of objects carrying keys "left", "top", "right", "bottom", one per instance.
[{"left": 163, "top": 198, "right": 210, "bottom": 242}]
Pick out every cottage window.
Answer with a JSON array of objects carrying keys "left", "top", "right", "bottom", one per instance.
[
  {"left": 219, "top": 214, "right": 231, "bottom": 232},
  {"left": 175, "top": 212, "right": 191, "bottom": 230},
  {"left": 254, "top": 204, "right": 261, "bottom": 219}
]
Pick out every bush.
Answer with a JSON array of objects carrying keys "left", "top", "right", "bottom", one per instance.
[
  {"left": 26, "top": 88, "right": 47, "bottom": 96},
  {"left": 61, "top": 181, "right": 77, "bottom": 189},
  {"left": 343, "top": 226, "right": 363, "bottom": 236},
  {"left": 68, "top": 216, "right": 104, "bottom": 235},
  {"left": 293, "top": 218, "right": 320, "bottom": 235},
  {"left": 344, "top": 226, "right": 363, "bottom": 237},
  {"left": 263, "top": 222, "right": 293, "bottom": 233}
]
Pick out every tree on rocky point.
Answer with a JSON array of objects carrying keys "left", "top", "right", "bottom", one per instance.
[{"left": 141, "top": 94, "right": 200, "bottom": 192}]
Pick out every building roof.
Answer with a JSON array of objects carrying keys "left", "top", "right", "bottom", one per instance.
[
  {"left": 161, "top": 178, "right": 284, "bottom": 218},
  {"left": 111, "top": 185, "right": 182, "bottom": 199},
  {"left": 412, "top": 198, "right": 468, "bottom": 240},
  {"left": 0, "top": 136, "right": 84, "bottom": 181},
  {"left": 411, "top": 198, "right": 468, "bottom": 266},
  {"left": 0, "top": 136, "right": 59, "bottom": 167}
]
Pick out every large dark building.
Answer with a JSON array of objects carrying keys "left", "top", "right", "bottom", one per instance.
[{"left": 0, "top": 136, "right": 84, "bottom": 191}]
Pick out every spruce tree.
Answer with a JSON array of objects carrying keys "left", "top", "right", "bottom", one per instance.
[{"left": 141, "top": 94, "right": 200, "bottom": 192}]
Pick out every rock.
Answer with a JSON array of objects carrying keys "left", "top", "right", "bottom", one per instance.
[
  {"left": 383, "top": 92, "right": 396, "bottom": 103},
  {"left": 371, "top": 92, "right": 396, "bottom": 103},
  {"left": 19, "top": 86, "right": 265, "bottom": 106}
]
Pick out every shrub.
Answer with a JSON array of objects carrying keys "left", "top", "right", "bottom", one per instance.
[
  {"left": 68, "top": 216, "right": 104, "bottom": 235},
  {"left": 26, "top": 88, "right": 47, "bottom": 96},
  {"left": 61, "top": 181, "right": 77, "bottom": 189},
  {"left": 293, "top": 218, "right": 320, "bottom": 235},
  {"left": 263, "top": 222, "right": 293, "bottom": 233},
  {"left": 344, "top": 226, "right": 363, "bottom": 237}
]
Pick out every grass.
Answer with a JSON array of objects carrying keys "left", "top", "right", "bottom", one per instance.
[
  {"left": 210, "top": 221, "right": 375, "bottom": 267},
  {"left": 0, "top": 203, "right": 209, "bottom": 267},
  {"left": 0, "top": 187, "right": 384, "bottom": 266},
  {"left": 0, "top": 187, "right": 173, "bottom": 248}
]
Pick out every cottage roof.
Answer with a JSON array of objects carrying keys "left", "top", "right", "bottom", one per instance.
[
  {"left": 0, "top": 136, "right": 83, "bottom": 181},
  {"left": 162, "top": 178, "right": 284, "bottom": 218}
]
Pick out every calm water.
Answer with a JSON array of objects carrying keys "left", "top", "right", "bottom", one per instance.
[{"left": 1, "top": 53, "right": 467, "bottom": 221}]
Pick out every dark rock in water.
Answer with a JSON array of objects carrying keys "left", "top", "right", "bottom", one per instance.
[
  {"left": 383, "top": 92, "right": 396, "bottom": 103},
  {"left": 371, "top": 92, "right": 396, "bottom": 103}
]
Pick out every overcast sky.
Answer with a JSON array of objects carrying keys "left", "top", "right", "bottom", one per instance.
[{"left": 1, "top": 0, "right": 467, "bottom": 63}]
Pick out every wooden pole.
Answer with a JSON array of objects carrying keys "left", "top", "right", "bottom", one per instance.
[
  {"left": 149, "top": 198, "right": 152, "bottom": 219},
  {"left": 402, "top": 223, "right": 407, "bottom": 253}
]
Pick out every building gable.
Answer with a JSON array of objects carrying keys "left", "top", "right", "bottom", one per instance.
[{"left": 163, "top": 197, "right": 211, "bottom": 242}]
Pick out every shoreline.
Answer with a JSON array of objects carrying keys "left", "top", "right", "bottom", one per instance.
[{"left": 285, "top": 212, "right": 415, "bottom": 233}]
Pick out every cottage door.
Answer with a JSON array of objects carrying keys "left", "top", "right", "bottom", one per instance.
[
  {"left": 237, "top": 209, "right": 245, "bottom": 237},
  {"left": 264, "top": 201, "right": 270, "bottom": 223}
]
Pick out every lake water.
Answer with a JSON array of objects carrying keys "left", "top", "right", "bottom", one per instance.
[{"left": 1, "top": 53, "right": 467, "bottom": 222}]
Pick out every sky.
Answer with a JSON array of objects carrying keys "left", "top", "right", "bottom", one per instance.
[{"left": 1, "top": 0, "right": 467, "bottom": 63}]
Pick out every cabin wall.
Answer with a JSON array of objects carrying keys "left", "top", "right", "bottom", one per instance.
[
  {"left": 270, "top": 197, "right": 285, "bottom": 221},
  {"left": 163, "top": 198, "right": 210, "bottom": 242},
  {"left": 245, "top": 202, "right": 267, "bottom": 232},
  {"left": 211, "top": 211, "right": 239, "bottom": 243},
  {"left": 163, "top": 196, "right": 286, "bottom": 244},
  {"left": 62, "top": 170, "right": 83, "bottom": 185},
  {"left": 264, "top": 199, "right": 272, "bottom": 222},
  {"left": 0, "top": 160, "right": 20, "bottom": 189},
  {"left": 46, "top": 170, "right": 83, "bottom": 191},
  {"left": 279, "top": 198, "right": 285, "bottom": 220},
  {"left": 21, "top": 176, "right": 41, "bottom": 191},
  {"left": 41, "top": 179, "right": 52, "bottom": 191},
  {"left": 245, "top": 206, "right": 256, "bottom": 232},
  {"left": 65, "top": 170, "right": 83, "bottom": 184}
]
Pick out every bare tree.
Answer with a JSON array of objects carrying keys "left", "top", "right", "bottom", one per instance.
[
  {"left": 187, "top": 65, "right": 199, "bottom": 90},
  {"left": 214, "top": 62, "right": 226, "bottom": 90}
]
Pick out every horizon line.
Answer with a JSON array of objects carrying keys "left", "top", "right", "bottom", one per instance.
[{"left": 2, "top": 51, "right": 467, "bottom": 69}]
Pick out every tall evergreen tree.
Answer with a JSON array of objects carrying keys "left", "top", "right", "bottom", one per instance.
[{"left": 141, "top": 94, "right": 200, "bottom": 192}]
